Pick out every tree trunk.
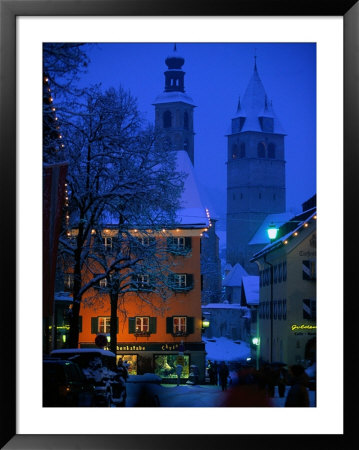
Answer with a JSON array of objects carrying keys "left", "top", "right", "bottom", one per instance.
[{"left": 110, "top": 291, "right": 118, "bottom": 355}]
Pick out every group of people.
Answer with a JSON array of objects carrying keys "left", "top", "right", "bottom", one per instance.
[
  {"left": 207, "top": 360, "right": 312, "bottom": 407},
  {"left": 207, "top": 360, "right": 231, "bottom": 391}
]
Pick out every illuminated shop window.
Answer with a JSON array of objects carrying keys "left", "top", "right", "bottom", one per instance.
[
  {"left": 116, "top": 354, "right": 137, "bottom": 375},
  {"left": 154, "top": 354, "right": 190, "bottom": 379}
]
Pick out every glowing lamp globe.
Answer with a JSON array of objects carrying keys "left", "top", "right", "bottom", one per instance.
[{"left": 267, "top": 223, "right": 279, "bottom": 241}]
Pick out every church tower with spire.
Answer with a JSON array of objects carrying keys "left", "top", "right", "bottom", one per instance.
[
  {"left": 153, "top": 45, "right": 196, "bottom": 165},
  {"left": 226, "top": 59, "right": 286, "bottom": 274}
]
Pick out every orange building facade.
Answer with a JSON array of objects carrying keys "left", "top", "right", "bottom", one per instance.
[{"left": 75, "top": 226, "right": 207, "bottom": 382}]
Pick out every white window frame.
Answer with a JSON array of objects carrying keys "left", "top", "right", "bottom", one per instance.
[
  {"left": 173, "top": 316, "right": 187, "bottom": 333},
  {"left": 98, "top": 317, "right": 111, "bottom": 333},
  {"left": 174, "top": 274, "right": 187, "bottom": 288},
  {"left": 102, "top": 236, "right": 113, "bottom": 249},
  {"left": 99, "top": 278, "right": 107, "bottom": 288},
  {"left": 64, "top": 273, "right": 74, "bottom": 290},
  {"left": 135, "top": 316, "right": 149, "bottom": 332}
]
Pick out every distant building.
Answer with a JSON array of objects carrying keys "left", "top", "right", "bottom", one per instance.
[
  {"left": 222, "top": 262, "right": 248, "bottom": 303},
  {"left": 200, "top": 217, "right": 222, "bottom": 304},
  {"left": 250, "top": 197, "right": 316, "bottom": 366},
  {"left": 226, "top": 59, "right": 286, "bottom": 274}
]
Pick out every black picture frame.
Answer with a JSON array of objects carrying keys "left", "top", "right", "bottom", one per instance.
[{"left": 1, "top": 0, "right": 356, "bottom": 448}]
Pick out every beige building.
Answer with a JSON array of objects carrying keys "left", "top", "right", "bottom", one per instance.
[{"left": 251, "top": 203, "right": 316, "bottom": 367}]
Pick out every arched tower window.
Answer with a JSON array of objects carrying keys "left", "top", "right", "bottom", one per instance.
[
  {"left": 232, "top": 144, "right": 238, "bottom": 159},
  {"left": 257, "top": 142, "right": 265, "bottom": 158},
  {"left": 163, "top": 111, "right": 172, "bottom": 128},
  {"left": 268, "top": 143, "right": 276, "bottom": 158},
  {"left": 240, "top": 143, "right": 246, "bottom": 158},
  {"left": 184, "top": 111, "right": 189, "bottom": 129}
]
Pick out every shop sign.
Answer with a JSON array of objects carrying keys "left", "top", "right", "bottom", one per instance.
[{"left": 291, "top": 324, "right": 317, "bottom": 335}]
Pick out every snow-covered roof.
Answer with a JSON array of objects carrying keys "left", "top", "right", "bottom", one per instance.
[
  {"left": 202, "top": 303, "right": 243, "bottom": 310},
  {"left": 241, "top": 276, "right": 259, "bottom": 306},
  {"left": 51, "top": 348, "right": 116, "bottom": 357},
  {"left": 222, "top": 263, "right": 248, "bottom": 287},
  {"left": 233, "top": 65, "right": 285, "bottom": 135},
  {"left": 251, "top": 210, "right": 317, "bottom": 261},
  {"left": 174, "top": 151, "right": 209, "bottom": 227},
  {"left": 54, "top": 292, "right": 72, "bottom": 302},
  {"left": 248, "top": 212, "right": 294, "bottom": 245},
  {"left": 153, "top": 91, "right": 196, "bottom": 107}
]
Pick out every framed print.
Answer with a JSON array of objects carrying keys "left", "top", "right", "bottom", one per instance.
[{"left": 1, "top": 0, "right": 357, "bottom": 448}]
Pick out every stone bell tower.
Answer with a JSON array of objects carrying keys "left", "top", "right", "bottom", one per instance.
[
  {"left": 153, "top": 44, "right": 196, "bottom": 165},
  {"left": 226, "top": 59, "right": 286, "bottom": 274}
]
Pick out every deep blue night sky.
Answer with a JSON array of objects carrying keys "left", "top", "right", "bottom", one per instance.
[{"left": 78, "top": 43, "right": 316, "bottom": 236}]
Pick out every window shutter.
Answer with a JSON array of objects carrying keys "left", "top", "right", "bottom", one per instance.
[
  {"left": 187, "top": 317, "right": 194, "bottom": 334},
  {"left": 186, "top": 274, "right": 194, "bottom": 289},
  {"left": 78, "top": 316, "right": 82, "bottom": 333},
  {"left": 166, "top": 317, "right": 173, "bottom": 333},
  {"left": 129, "top": 317, "right": 136, "bottom": 334},
  {"left": 168, "top": 273, "right": 175, "bottom": 287},
  {"left": 91, "top": 317, "right": 98, "bottom": 334},
  {"left": 185, "top": 237, "right": 192, "bottom": 250},
  {"left": 167, "top": 237, "right": 173, "bottom": 251},
  {"left": 149, "top": 317, "right": 157, "bottom": 333}
]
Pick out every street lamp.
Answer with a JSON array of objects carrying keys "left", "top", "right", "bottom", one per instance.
[
  {"left": 265, "top": 223, "right": 278, "bottom": 364},
  {"left": 267, "top": 222, "right": 279, "bottom": 242}
]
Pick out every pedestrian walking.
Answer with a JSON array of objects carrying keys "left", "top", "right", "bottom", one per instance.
[
  {"left": 219, "top": 361, "right": 229, "bottom": 391},
  {"left": 175, "top": 363, "right": 183, "bottom": 386},
  {"left": 117, "top": 358, "right": 129, "bottom": 382},
  {"left": 212, "top": 361, "right": 219, "bottom": 385},
  {"left": 285, "top": 364, "right": 310, "bottom": 407}
]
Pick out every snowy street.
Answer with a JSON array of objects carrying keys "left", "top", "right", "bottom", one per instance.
[{"left": 125, "top": 371, "right": 316, "bottom": 408}]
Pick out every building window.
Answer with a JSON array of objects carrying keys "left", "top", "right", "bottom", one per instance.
[
  {"left": 169, "top": 273, "right": 194, "bottom": 291},
  {"left": 303, "top": 299, "right": 316, "bottom": 320},
  {"left": 232, "top": 144, "right": 238, "bottom": 159},
  {"left": 102, "top": 236, "right": 113, "bottom": 252},
  {"left": 268, "top": 143, "right": 276, "bottom": 158},
  {"left": 163, "top": 110, "right": 172, "bottom": 128},
  {"left": 303, "top": 260, "right": 316, "bottom": 280},
  {"left": 129, "top": 317, "right": 156, "bottom": 335},
  {"left": 278, "top": 263, "right": 283, "bottom": 283},
  {"left": 173, "top": 274, "right": 186, "bottom": 289},
  {"left": 167, "top": 236, "right": 191, "bottom": 255},
  {"left": 99, "top": 278, "right": 107, "bottom": 288},
  {"left": 132, "top": 274, "right": 151, "bottom": 291},
  {"left": 257, "top": 142, "right": 265, "bottom": 158},
  {"left": 184, "top": 139, "right": 189, "bottom": 151},
  {"left": 98, "top": 317, "right": 111, "bottom": 333},
  {"left": 283, "top": 300, "right": 287, "bottom": 320},
  {"left": 135, "top": 316, "right": 149, "bottom": 333},
  {"left": 283, "top": 262, "right": 287, "bottom": 281},
  {"left": 154, "top": 354, "right": 190, "bottom": 380},
  {"left": 64, "top": 273, "right": 74, "bottom": 291},
  {"left": 174, "top": 316, "right": 187, "bottom": 333},
  {"left": 278, "top": 301, "right": 283, "bottom": 320},
  {"left": 273, "top": 265, "right": 277, "bottom": 283},
  {"left": 273, "top": 301, "right": 277, "bottom": 320},
  {"left": 240, "top": 143, "right": 246, "bottom": 158},
  {"left": 184, "top": 111, "right": 189, "bottom": 129},
  {"left": 259, "top": 193, "right": 262, "bottom": 199},
  {"left": 166, "top": 316, "right": 194, "bottom": 335}
]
